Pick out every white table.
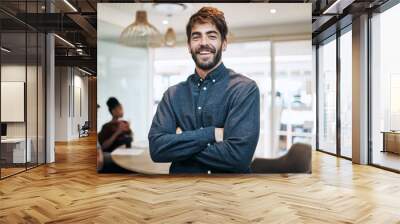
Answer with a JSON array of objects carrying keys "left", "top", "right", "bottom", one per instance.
[
  {"left": 111, "top": 146, "right": 171, "bottom": 174},
  {"left": 1, "top": 138, "right": 31, "bottom": 163}
]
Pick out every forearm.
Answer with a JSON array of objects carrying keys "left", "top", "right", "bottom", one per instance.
[
  {"left": 101, "top": 131, "right": 120, "bottom": 150},
  {"left": 148, "top": 126, "right": 215, "bottom": 162},
  {"left": 193, "top": 134, "right": 259, "bottom": 172}
]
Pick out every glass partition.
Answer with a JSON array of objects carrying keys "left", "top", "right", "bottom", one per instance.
[
  {"left": 1, "top": 30, "right": 28, "bottom": 177},
  {"left": 317, "top": 37, "right": 337, "bottom": 154},
  {"left": 0, "top": 2, "right": 46, "bottom": 179},
  {"left": 371, "top": 3, "right": 400, "bottom": 171},
  {"left": 339, "top": 29, "right": 352, "bottom": 158}
]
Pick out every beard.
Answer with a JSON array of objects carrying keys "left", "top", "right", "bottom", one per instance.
[{"left": 190, "top": 44, "right": 222, "bottom": 71}]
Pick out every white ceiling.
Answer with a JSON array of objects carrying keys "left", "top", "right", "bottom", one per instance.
[{"left": 98, "top": 3, "right": 311, "bottom": 36}]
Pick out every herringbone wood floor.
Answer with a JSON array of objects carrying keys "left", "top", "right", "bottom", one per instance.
[{"left": 1, "top": 135, "right": 400, "bottom": 224}]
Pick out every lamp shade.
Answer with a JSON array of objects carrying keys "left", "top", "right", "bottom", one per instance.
[
  {"left": 119, "top": 10, "right": 162, "bottom": 48},
  {"left": 164, "top": 27, "right": 176, "bottom": 47}
]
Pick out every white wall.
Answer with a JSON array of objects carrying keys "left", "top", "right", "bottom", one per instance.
[
  {"left": 1, "top": 65, "right": 37, "bottom": 138},
  {"left": 1, "top": 65, "right": 26, "bottom": 138},
  {"left": 55, "top": 67, "right": 68, "bottom": 141},
  {"left": 97, "top": 40, "right": 151, "bottom": 142},
  {"left": 55, "top": 67, "right": 89, "bottom": 141}
]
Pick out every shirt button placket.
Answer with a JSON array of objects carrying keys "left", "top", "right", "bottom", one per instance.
[{"left": 197, "top": 80, "right": 208, "bottom": 129}]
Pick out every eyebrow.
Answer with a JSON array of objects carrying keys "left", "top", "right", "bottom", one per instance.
[{"left": 191, "top": 31, "right": 219, "bottom": 37}]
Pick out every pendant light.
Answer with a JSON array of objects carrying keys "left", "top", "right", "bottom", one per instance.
[
  {"left": 119, "top": 10, "right": 162, "bottom": 48},
  {"left": 164, "top": 27, "right": 176, "bottom": 47}
]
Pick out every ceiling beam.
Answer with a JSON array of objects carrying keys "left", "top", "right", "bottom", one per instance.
[
  {"left": 67, "top": 13, "right": 97, "bottom": 39},
  {"left": 55, "top": 55, "right": 96, "bottom": 71}
]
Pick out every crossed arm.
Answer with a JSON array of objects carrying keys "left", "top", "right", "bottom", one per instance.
[{"left": 148, "top": 83, "right": 260, "bottom": 172}]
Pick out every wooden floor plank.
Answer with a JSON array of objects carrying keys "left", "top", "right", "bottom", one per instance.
[{"left": 0, "top": 135, "right": 400, "bottom": 223}]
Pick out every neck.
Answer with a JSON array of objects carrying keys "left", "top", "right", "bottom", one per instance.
[
  {"left": 112, "top": 117, "right": 119, "bottom": 121},
  {"left": 196, "top": 61, "right": 222, "bottom": 80}
]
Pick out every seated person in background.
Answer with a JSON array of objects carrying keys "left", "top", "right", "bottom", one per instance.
[{"left": 98, "top": 97, "right": 133, "bottom": 152}]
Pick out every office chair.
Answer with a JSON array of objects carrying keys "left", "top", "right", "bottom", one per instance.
[
  {"left": 250, "top": 143, "right": 312, "bottom": 173},
  {"left": 78, "top": 121, "right": 90, "bottom": 138}
]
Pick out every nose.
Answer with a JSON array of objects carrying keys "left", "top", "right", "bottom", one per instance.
[{"left": 200, "top": 36, "right": 208, "bottom": 46}]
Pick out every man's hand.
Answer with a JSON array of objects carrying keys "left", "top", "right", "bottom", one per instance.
[
  {"left": 176, "top": 127, "right": 182, "bottom": 134},
  {"left": 215, "top": 128, "right": 224, "bottom": 142}
]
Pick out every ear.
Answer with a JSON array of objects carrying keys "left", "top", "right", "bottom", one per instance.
[
  {"left": 187, "top": 41, "right": 191, "bottom": 54},
  {"left": 222, "top": 39, "right": 227, "bottom": 51}
]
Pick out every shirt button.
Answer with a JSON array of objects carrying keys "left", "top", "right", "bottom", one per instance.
[
  {"left": 207, "top": 170, "right": 211, "bottom": 174},
  {"left": 212, "top": 79, "right": 216, "bottom": 83},
  {"left": 207, "top": 143, "right": 211, "bottom": 147},
  {"left": 198, "top": 106, "right": 202, "bottom": 110},
  {"left": 203, "top": 87, "right": 207, "bottom": 91},
  {"left": 198, "top": 83, "right": 200, "bottom": 86},
  {"left": 200, "top": 127, "right": 204, "bottom": 129}
]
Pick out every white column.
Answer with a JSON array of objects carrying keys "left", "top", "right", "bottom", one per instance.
[
  {"left": 46, "top": 33, "right": 55, "bottom": 163},
  {"left": 352, "top": 14, "right": 369, "bottom": 164}
]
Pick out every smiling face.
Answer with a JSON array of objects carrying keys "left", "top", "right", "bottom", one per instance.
[{"left": 188, "top": 22, "right": 227, "bottom": 72}]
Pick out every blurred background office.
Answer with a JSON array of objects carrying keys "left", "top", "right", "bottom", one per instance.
[{"left": 97, "top": 3, "right": 314, "bottom": 159}]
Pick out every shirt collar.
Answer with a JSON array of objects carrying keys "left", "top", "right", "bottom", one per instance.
[{"left": 192, "top": 62, "right": 227, "bottom": 84}]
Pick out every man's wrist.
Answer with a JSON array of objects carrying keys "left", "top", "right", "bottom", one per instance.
[{"left": 198, "top": 126, "right": 216, "bottom": 145}]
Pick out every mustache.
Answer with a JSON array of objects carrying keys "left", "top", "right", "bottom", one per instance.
[{"left": 195, "top": 45, "right": 216, "bottom": 54}]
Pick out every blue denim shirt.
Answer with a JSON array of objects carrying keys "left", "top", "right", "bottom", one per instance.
[{"left": 148, "top": 63, "right": 260, "bottom": 174}]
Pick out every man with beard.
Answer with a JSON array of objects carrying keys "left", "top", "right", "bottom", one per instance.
[{"left": 148, "top": 7, "right": 260, "bottom": 174}]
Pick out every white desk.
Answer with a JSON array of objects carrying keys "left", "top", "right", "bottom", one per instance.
[
  {"left": 131, "top": 141, "right": 150, "bottom": 149},
  {"left": 1, "top": 138, "right": 31, "bottom": 163},
  {"left": 111, "top": 146, "right": 170, "bottom": 174}
]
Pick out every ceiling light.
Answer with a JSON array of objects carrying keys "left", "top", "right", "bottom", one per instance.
[
  {"left": 54, "top": 34, "right": 75, "bottom": 48},
  {"left": 270, "top": 9, "right": 277, "bottom": 14},
  {"left": 162, "top": 20, "right": 169, "bottom": 25},
  {"left": 1, "top": 47, "right": 11, "bottom": 53},
  {"left": 152, "top": 3, "right": 187, "bottom": 15},
  {"left": 322, "top": 0, "right": 354, "bottom": 15},
  {"left": 78, "top": 67, "right": 92, "bottom": 76},
  {"left": 76, "top": 49, "right": 83, "bottom": 55},
  {"left": 63, "top": 0, "right": 78, "bottom": 12},
  {"left": 119, "top": 10, "right": 162, "bottom": 48},
  {"left": 164, "top": 28, "right": 176, "bottom": 47}
]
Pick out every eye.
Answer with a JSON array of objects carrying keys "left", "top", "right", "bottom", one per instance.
[
  {"left": 191, "top": 35, "right": 200, "bottom": 40},
  {"left": 209, "top": 35, "right": 217, "bottom": 40}
]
